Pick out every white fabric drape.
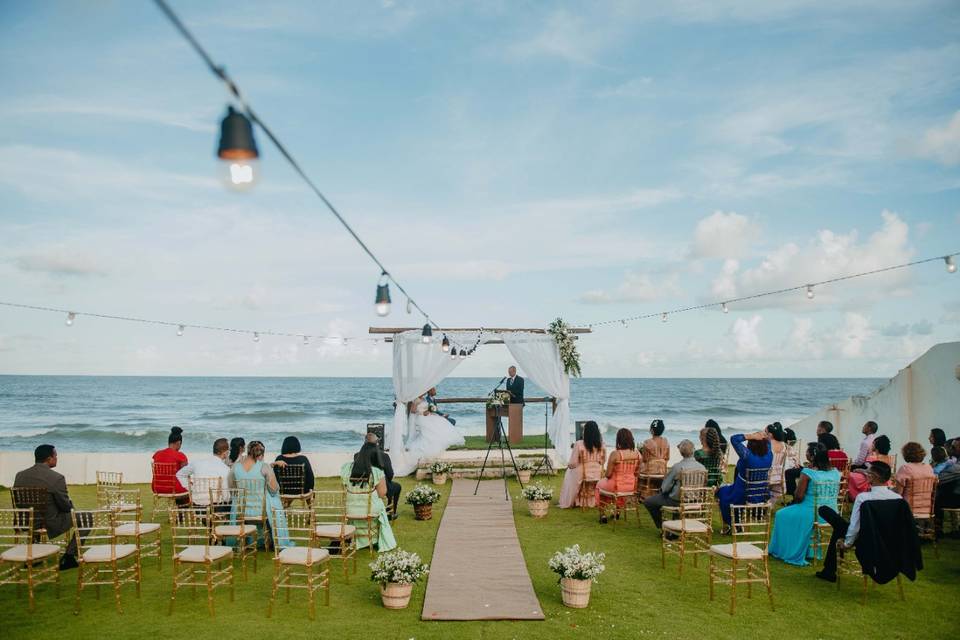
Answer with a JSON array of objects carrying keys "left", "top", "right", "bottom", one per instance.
[
  {"left": 502, "top": 332, "right": 572, "bottom": 465},
  {"left": 389, "top": 331, "right": 466, "bottom": 476}
]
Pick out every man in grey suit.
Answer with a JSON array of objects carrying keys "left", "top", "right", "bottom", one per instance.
[
  {"left": 643, "top": 439, "right": 706, "bottom": 529},
  {"left": 13, "top": 444, "right": 84, "bottom": 569}
]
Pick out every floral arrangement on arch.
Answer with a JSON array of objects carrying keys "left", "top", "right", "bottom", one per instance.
[
  {"left": 369, "top": 549, "right": 430, "bottom": 586},
  {"left": 521, "top": 483, "right": 554, "bottom": 501},
  {"left": 429, "top": 461, "right": 452, "bottom": 475},
  {"left": 405, "top": 484, "right": 442, "bottom": 506},
  {"left": 548, "top": 318, "right": 582, "bottom": 377},
  {"left": 548, "top": 545, "right": 606, "bottom": 582}
]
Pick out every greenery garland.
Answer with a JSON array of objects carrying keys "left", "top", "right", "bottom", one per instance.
[{"left": 547, "top": 318, "right": 582, "bottom": 377}]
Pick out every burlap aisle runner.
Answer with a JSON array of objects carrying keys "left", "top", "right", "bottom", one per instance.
[{"left": 421, "top": 479, "right": 545, "bottom": 621}]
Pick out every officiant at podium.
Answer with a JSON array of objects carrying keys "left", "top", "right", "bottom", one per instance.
[{"left": 506, "top": 366, "right": 525, "bottom": 404}]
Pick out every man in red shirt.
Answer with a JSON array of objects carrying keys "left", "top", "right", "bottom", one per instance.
[{"left": 152, "top": 426, "right": 188, "bottom": 495}]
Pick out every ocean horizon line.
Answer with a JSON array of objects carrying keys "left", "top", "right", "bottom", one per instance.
[{"left": 0, "top": 373, "right": 887, "bottom": 381}]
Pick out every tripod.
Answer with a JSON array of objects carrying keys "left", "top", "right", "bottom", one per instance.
[
  {"left": 531, "top": 398, "right": 555, "bottom": 477},
  {"left": 474, "top": 406, "right": 524, "bottom": 500}
]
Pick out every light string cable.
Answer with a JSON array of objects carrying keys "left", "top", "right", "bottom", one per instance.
[
  {"left": 581, "top": 252, "right": 960, "bottom": 329},
  {"left": 0, "top": 300, "right": 378, "bottom": 344},
  {"left": 152, "top": 0, "right": 443, "bottom": 334}
]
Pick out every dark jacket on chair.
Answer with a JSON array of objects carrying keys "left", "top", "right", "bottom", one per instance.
[{"left": 855, "top": 499, "right": 923, "bottom": 584}]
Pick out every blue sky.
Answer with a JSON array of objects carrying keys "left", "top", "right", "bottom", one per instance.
[{"left": 0, "top": 0, "right": 957, "bottom": 378}]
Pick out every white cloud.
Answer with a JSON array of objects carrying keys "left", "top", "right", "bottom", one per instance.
[
  {"left": 690, "top": 211, "right": 761, "bottom": 259},
  {"left": 15, "top": 248, "right": 109, "bottom": 277},
  {"left": 579, "top": 270, "right": 682, "bottom": 304},
  {"left": 729, "top": 314, "right": 764, "bottom": 358},
  {"left": 837, "top": 312, "right": 871, "bottom": 358},
  {"left": 595, "top": 77, "right": 654, "bottom": 98},
  {"left": 914, "top": 110, "right": 960, "bottom": 166},
  {"left": 507, "top": 10, "right": 611, "bottom": 65}
]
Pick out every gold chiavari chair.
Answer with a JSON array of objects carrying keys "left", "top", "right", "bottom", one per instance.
[
  {"left": 577, "top": 449, "right": 604, "bottom": 511},
  {"left": 267, "top": 507, "right": 329, "bottom": 620},
  {"left": 9, "top": 487, "right": 52, "bottom": 545},
  {"left": 597, "top": 457, "right": 641, "bottom": 529},
  {"left": 169, "top": 505, "right": 234, "bottom": 617},
  {"left": 637, "top": 458, "right": 667, "bottom": 500},
  {"left": 661, "top": 486, "right": 714, "bottom": 576},
  {"left": 662, "top": 468, "right": 709, "bottom": 522},
  {"left": 344, "top": 479, "right": 382, "bottom": 556},
  {"left": 73, "top": 509, "right": 141, "bottom": 614},
  {"left": 277, "top": 464, "right": 313, "bottom": 508},
  {"left": 103, "top": 488, "right": 163, "bottom": 571},
  {"left": 901, "top": 476, "right": 939, "bottom": 559},
  {"left": 151, "top": 461, "right": 190, "bottom": 519},
  {"left": 836, "top": 501, "right": 908, "bottom": 604},
  {"left": 95, "top": 472, "right": 137, "bottom": 513},
  {"left": 709, "top": 503, "right": 774, "bottom": 615},
  {"left": 768, "top": 447, "right": 788, "bottom": 504},
  {"left": 837, "top": 461, "right": 853, "bottom": 517},
  {"left": 808, "top": 479, "right": 840, "bottom": 568},
  {"left": 210, "top": 487, "right": 258, "bottom": 579},
  {"left": 187, "top": 476, "right": 223, "bottom": 509},
  {"left": 702, "top": 452, "right": 726, "bottom": 489},
  {"left": 313, "top": 488, "right": 357, "bottom": 580},
  {"left": 233, "top": 478, "right": 272, "bottom": 551},
  {"left": 942, "top": 508, "right": 960, "bottom": 536},
  {"left": 0, "top": 508, "right": 60, "bottom": 611}
]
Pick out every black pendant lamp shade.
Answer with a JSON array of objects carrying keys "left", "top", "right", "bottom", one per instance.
[
  {"left": 218, "top": 106, "right": 259, "bottom": 160},
  {"left": 375, "top": 282, "right": 391, "bottom": 317},
  {"left": 421, "top": 323, "right": 433, "bottom": 343},
  {"left": 441, "top": 335, "right": 450, "bottom": 352}
]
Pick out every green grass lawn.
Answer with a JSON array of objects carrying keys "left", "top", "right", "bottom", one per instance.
[
  {"left": 1, "top": 478, "right": 957, "bottom": 640},
  {"left": 451, "top": 434, "right": 554, "bottom": 450}
]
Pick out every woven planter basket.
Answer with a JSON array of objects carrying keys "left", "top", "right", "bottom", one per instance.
[
  {"left": 527, "top": 499, "right": 550, "bottom": 518},
  {"left": 380, "top": 582, "right": 413, "bottom": 609},
  {"left": 413, "top": 503, "right": 434, "bottom": 520},
  {"left": 560, "top": 577, "right": 592, "bottom": 608},
  {"left": 432, "top": 473, "right": 447, "bottom": 485},
  {"left": 517, "top": 470, "right": 532, "bottom": 484}
]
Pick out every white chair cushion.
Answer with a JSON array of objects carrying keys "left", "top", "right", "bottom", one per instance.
[
  {"left": 278, "top": 547, "right": 329, "bottom": 565},
  {"left": 598, "top": 489, "right": 635, "bottom": 497},
  {"left": 114, "top": 503, "right": 139, "bottom": 513},
  {"left": 1, "top": 543, "right": 60, "bottom": 562},
  {"left": 214, "top": 524, "right": 258, "bottom": 537},
  {"left": 314, "top": 524, "right": 356, "bottom": 538},
  {"left": 345, "top": 513, "right": 374, "bottom": 520},
  {"left": 177, "top": 545, "right": 233, "bottom": 563},
  {"left": 82, "top": 544, "right": 138, "bottom": 563},
  {"left": 709, "top": 543, "right": 765, "bottom": 560},
  {"left": 663, "top": 519, "right": 710, "bottom": 533},
  {"left": 114, "top": 522, "right": 161, "bottom": 536}
]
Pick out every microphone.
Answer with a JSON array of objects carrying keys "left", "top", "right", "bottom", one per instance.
[{"left": 498, "top": 376, "right": 507, "bottom": 384}]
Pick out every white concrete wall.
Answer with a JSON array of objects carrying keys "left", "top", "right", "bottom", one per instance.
[{"left": 789, "top": 341, "right": 960, "bottom": 454}]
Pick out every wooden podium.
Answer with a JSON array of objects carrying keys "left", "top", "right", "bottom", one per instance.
[{"left": 485, "top": 403, "right": 523, "bottom": 444}]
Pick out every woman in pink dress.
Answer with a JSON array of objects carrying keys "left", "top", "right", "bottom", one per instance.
[
  {"left": 639, "top": 419, "right": 670, "bottom": 474},
  {"left": 596, "top": 428, "right": 640, "bottom": 523},
  {"left": 558, "top": 421, "right": 606, "bottom": 508},
  {"left": 847, "top": 435, "right": 894, "bottom": 501},
  {"left": 896, "top": 441, "right": 936, "bottom": 516}
]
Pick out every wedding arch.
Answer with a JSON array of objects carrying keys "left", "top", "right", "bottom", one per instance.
[{"left": 369, "top": 325, "right": 591, "bottom": 476}]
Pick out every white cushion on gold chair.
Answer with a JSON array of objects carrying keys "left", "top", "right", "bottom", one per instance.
[
  {"left": 278, "top": 547, "right": 329, "bottom": 565},
  {"left": 314, "top": 524, "right": 356, "bottom": 538},
  {"left": 177, "top": 545, "right": 233, "bottom": 563},
  {"left": 114, "top": 522, "right": 161, "bottom": 536},
  {"left": 598, "top": 489, "right": 635, "bottom": 498},
  {"left": 663, "top": 519, "right": 709, "bottom": 533},
  {"left": 82, "top": 544, "right": 138, "bottom": 563},
  {"left": 1, "top": 543, "right": 60, "bottom": 562},
  {"left": 346, "top": 513, "right": 374, "bottom": 520},
  {"left": 213, "top": 524, "right": 258, "bottom": 537},
  {"left": 709, "top": 543, "right": 764, "bottom": 560}
]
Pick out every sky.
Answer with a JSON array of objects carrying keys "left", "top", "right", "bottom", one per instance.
[{"left": 0, "top": 0, "right": 958, "bottom": 378}]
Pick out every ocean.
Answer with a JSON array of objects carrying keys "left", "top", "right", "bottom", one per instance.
[{"left": 0, "top": 376, "right": 884, "bottom": 454}]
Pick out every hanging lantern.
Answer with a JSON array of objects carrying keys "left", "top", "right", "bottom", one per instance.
[
  {"left": 421, "top": 323, "right": 433, "bottom": 344},
  {"left": 217, "top": 106, "right": 259, "bottom": 191},
  {"left": 441, "top": 335, "right": 450, "bottom": 353},
  {"left": 375, "top": 275, "right": 391, "bottom": 317}
]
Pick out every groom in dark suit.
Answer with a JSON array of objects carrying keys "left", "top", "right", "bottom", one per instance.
[{"left": 506, "top": 366, "right": 525, "bottom": 404}]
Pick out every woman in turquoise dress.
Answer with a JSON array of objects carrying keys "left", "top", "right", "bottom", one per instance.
[
  {"left": 769, "top": 444, "right": 840, "bottom": 566},
  {"left": 340, "top": 442, "right": 397, "bottom": 553},
  {"left": 229, "top": 440, "right": 291, "bottom": 548}
]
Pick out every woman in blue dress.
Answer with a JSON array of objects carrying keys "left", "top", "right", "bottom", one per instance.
[
  {"left": 715, "top": 432, "right": 773, "bottom": 533},
  {"left": 229, "top": 440, "right": 290, "bottom": 548},
  {"left": 769, "top": 444, "right": 840, "bottom": 565}
]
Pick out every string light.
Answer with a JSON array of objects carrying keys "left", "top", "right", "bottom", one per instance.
[
  {"left": 450, "top": 347, "right": 458, "bottom": 360},
  {"left": 421, "top": 324, "right": 433, "bottom": 344},
  {"left": 253, "top": 332, "right": 260, "bottom": 342},
  {"left": 65, "top": 312, "right": 76, "bottom": 326},
  {"left": 177, "top": 324, "right": 185, "bottom": 336},
  {"left": 375, "top": 273, "right": 391, "bottom": 317},
  {"left": 458, "top": 348, "right": 467, "bottom": 359},
  {"left": 806, "top": 285, "right": 815, "bottom": 300},
  {"left": 722, "top": 302, "right": 729, "bottom": 314},
  {"left": 302, "top": 335, "right": 309, "bottom": 346},
  {"left": 441, "top": 335, "right": 450, "bottom": 353},
  {"left": 661, "top": 312, "right": 667, "bottom": 323},
  {"left": 342, "top": 338, "right": 348, "bottom": 346},
  {"left": 947, "top": 255, "right": 957, "bottom": 273},
  {"left": 406, "top": 298, "right": 412, "bottom": 314},
  {"left": 217, "top": 106, "right": 258, "bottom": 191}
]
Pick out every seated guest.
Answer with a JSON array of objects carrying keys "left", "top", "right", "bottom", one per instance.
[
  {"left": 817, "top": 420, "right": 834, "bottom": 436},
  {"left": 815, "top": 461, "right": 902, "bottom": 582},
  {"left": 716, "top": 431, "right": 772, "bottom": 533},
  {"left": 596, "top": 428, "right": 640, "bottom": 524},
  {"left": 694, "top": 427, "right": 724, "bottom": 487},
  {"left": 852, "top": 421, "right": 879, "bottom": 468},
  {"left": 340, "top": 442, "right": 397, "bottom": 551},
  {"left": 643, "top": 439, "right": 706, "bottom": 528},
  {"left": 766, "top": 422, "right": 787, "bottom": 493},
  {"left": 366, "top": 433, "right": 401, "bottom": 519},
  {"left": 229, "top": 441, "right": 290, "bottom": 548},
  {"left": 558, "top": 421, "right": 606, "bottom": 509},
  {"left": 935, "top": 442, "right": 960, "bottom": 536},
  {"left": 152, "top": 426, "right": 188, "bottom": 498},
  {"left": 848, "top": 435, "right": 894, "bottom": 501},
  {"left": 639, "top": 419, "right": 670, "bottom": 474},
  {"left": 931, "top": 446, "right": 950, "bottom": 476},
  {"left": 769, "top": 445, "right": 840, "bottom": 565},
  {"left": 929, "top": 428, "right": 947, "bottom": 453},
  {"left": 425, "top": 387, "right": 455, "bottom": 426},
  {"left": 818, "top": 432, "right": 848, "bottom": 473},
  {"left": 227, "top": 437, "right": 246, "bottom": 468},
  {"left": 784, "top": 428, "right": 798, "bottom": 447},
  {"left": 705, "top": 419, "right": 728, "bottom": 455},
  {"left": 895, "top": 441, "right": 936, "bottom": 514},
  {"left": 13, "top": 444, "right": 87, "bottom": 570},
  {"left": 176, "top": 437, "right": 231, "bottom": 506},
  {"left": 275, "top": 436, "right": 316, "bottom": 499}
]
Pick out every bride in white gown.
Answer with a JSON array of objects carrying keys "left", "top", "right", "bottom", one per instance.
[{"left": 406, "top": 395, "right": 464, "bottom": 459}]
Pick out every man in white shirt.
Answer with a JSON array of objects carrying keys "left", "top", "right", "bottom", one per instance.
[
  {"left": 815, "top": 461, "right": 901, "bottom": 582},
  {"left": 176, "top": 437, "right": 231, "bottom": 506},
  {"left": 852, "top": 420, "right": 879, "bottom": 467}
]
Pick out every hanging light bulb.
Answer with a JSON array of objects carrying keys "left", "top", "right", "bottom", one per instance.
[
  {"left": 65, "top": 312, "right": 76, "bottom": 326},
  {"left": 441, "top": 335, "right": 450, "bottom": 353},
  {"left": 253, "top": 332, "right": 260, "bottom": 342},
  {"left": 421, "top": 323, "right": 433, "bottom": 344},
  {"left": 722, "top": 302, "right": 729, "bottom": 314},
  {"left": 375, "top": 273, "right": 391, "bottom": 316},
  {"left": 450, "top": 346, "right": 458, "bottom": 360},
  {"left": 806, "top": 285, "right": 815, "bottom": 300},
  {"left": 458, "top": 348, "right": 467, "bottom": 359},
  {"left": 946, "top": 255, "right": 957, "bottom": 273},
  {"left": 217, "top": 106, "right": 259, "bottom": 191},
  {"left": 303, "top": 335, "right": 309, "bottom": 346},
  {"left": 342, "top": 337, "right": 348, "bottom": 346},
  {"left": 661, "top": 312, "right": 667, "bottom": 323},
  {"left": 177, "top": 325, "right": 185, "bottom": 336},
  {"left": 406, "top": 298, "right": 412, "bottom": 314},
  {"left": 621, "top": 320, "right": 628, "bottom": 328}
]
